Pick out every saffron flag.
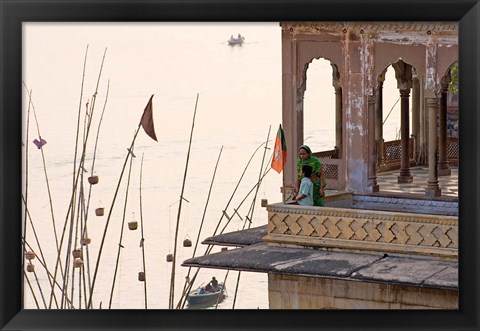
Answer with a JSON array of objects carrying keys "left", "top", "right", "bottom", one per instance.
[
  {"left": 140, "top": 95, "right": 158, "bottom": 141},
  {"left": 271, "top": 124, "right": 287, "bottom": 173}
]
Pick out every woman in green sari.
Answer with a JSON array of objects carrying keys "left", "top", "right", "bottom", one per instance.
[{"left": 295, "top": 145, "right": 326, "bottom": 206}]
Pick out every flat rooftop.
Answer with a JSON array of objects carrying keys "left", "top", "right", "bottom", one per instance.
[{"left": 183, "top": 226, "right": 458, "bottom": 290}]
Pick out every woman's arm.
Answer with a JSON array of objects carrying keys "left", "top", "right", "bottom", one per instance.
[{"left": 319, "top": 167, "right": 326, "bottom": 197}]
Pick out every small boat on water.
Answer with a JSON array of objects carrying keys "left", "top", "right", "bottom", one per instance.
[
  {"left": 228, "top": 34, "right": 245, "bottom": 46},
  {"left": 187, "top": 282, "right": 226, "bottom": 306}
]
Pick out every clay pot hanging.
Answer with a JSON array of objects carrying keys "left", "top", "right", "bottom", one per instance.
[
  {"left": 183, "top": 238, "right": 192, "bottom": 247},
  {"left": 73, "top": 258, "right": 84, "bottom": 268},
  {"left": 72, "top": 249, "right": 82, "bottom": 259},
  {"left": 80, "top": 237, "right": 91, "bottom": 246},
  {"left": 25, "top": 251, "right": 36, "bottom": 260},
  {"left": 128, "top": 221, "right": 138, "bottom": 231},
  {"left": 166, "top": 253, "right": 173, "bottom": 262},
  {"left": 95, "top": 207, "right": 104, "bottom": 216},
  {"left": 138, "top": 272, "right": 145, "bottom": 282},
  {"left": 26, "top": 263, "right": 35, "bottom": 273},
  {"left": 261, "top": 199, "right": 268, "bottom": 207},
  {"left": 88, "top": 175, "right": 99, "bottom": 185}
]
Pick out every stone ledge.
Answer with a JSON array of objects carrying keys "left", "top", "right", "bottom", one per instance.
[{"left": 182, "top": 242, "right": 458, "bottom": 290}]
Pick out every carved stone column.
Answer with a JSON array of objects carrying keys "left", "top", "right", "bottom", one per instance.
[
  {"left": 438, "top": 83, "right": 451, "bottom": 176},
  {"left": 398, "top": 88, "right": 413, "bottom": 183},
  {"left": 426, "top": 97, "right": 441, "bottom": 197},
  {"left": 375, "top": 76, "right": 385, "bottom": 169},
  {"left": 335, "top": 86, "right": 343, "bottom": 157},
  {"left": 368, "top": 95, "right": 379, "bottom": 191},
  {"left": 411, "top": 73, "right": 421, "bottom": 163}
]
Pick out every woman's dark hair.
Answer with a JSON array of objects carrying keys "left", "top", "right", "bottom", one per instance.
[{"left": 302, "top": 165, "right": 313, "bottom": 178}]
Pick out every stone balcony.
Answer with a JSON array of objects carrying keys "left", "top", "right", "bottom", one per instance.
[{"left": 263, "top": 203, "right": 458, "bottom": 259}]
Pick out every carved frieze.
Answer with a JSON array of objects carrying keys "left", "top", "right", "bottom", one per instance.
[
  {"left": 265, "top": 204, "right": 458, "bottom": 258},
  {"left": 281, "top": 22, "right": 458, "bottom": 35}
]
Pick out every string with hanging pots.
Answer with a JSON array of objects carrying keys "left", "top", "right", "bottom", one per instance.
[
  {"left": 26, "top": 263, "right": 35, "bottom": 272},
  {"left": 166, "top": 200, "right": 176, "bottom": 262},
  {"left": 182, "top": 198, "right": 192, "bottom": 247},
  {"left": 128, "top": 212, "right": 138, "bottom": 230},
  {"left": 88, "top": 175, "right": 99, "bottom": 185},
  {"left": 80, "top": 237, "right": 91, "bottom": 246},
  {"left": 72, "top": 249, "right": 82, "bottom": 259},
  {"left": 25, "top": 251, "right": 36, "bottom": 260},
  {"left": 95, "top": 200, "right": 104, "bottom": 216},
  {"left": 73, "top": 258, "right": 84, "bottom": 268}
]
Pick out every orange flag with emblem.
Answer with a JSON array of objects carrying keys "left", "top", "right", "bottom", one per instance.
[{"left": 271, "top": 124, "right": 287, "bottom": 173}]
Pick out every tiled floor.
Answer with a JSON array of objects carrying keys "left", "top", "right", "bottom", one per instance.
[{"left": 376, "top": 166, "right": 458, "bottom": 197}]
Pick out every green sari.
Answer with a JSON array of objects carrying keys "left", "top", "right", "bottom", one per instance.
[{"left": 297, "top": 153, "right": 326, "bottom": 207}]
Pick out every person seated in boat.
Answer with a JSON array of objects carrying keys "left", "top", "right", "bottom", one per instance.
[
  {"left": 210, "top": 277, "right": 218, "bottom": 289},
  {"left": 237, "top": 33, "right": 241, "bottom": 39},
  {"left": 230, "top": 34, "right": 233, "bottom": 40},
  {"left": 198, "top": 287, "right": 206, "bottom": 294},
  {"left": 205, "top": 283, "right": 213, "bottom": 292}
]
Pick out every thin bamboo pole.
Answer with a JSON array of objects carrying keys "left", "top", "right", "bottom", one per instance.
[
  {"left": 178, "top": 141, "right": 269, "bottom": 308},
  {"left": 212, "top": 141, "right": 266, "bottom": 237},
  {"left": 232, "top": 126, "right": 271, "bottom": 309},
  {"left": 169, "top": 93, "right": 199, "bottom": 309},
  {"left": 31, "top": 265, "right": 47, "bottom": 308},
  {"left": 82, "top": 79, "right": 110, "bottom": 305},
  {"left": 50, "top": 46, "right": 108, "bottom": 308},
  {"left": 214, "top": 271, "right": 229, "bottom": 309},
  {"left": 21, "top": 195, "right": 60, "bottom": 308},
  {"left": 22, "top": 83, "right": 61, "bottom": 252},
  {"left": 24, "top": 272, "right": 40, "bottom": 309},
  {"left": 139, "top": 153, "right": 148, "bottom": 309},
  {"left": 23, "top": 239, "right": 75, "bottom": 308},
  {"left": 62, "top": 47, "right": 107, "bottom": 309},
  {"left": 22, "top": 88, "right": 32, "bottom": 309},
  {"left": 108, "top": 144, "right": 135, "bottom": 308},
  {"left": 68, "top": 106, "right": 91, "bottom": 308},
  {"left": 48, "top": 45, "right": 89, "bottom": 309},
  {"left": 87, "top": 119, "right": 144, "bottom": 309},
  {"left": 176, "top": 146, "right": 223, "bottom": 309},
  {"left": 179, "top": 167, "right": 272, "bottom": 308}
]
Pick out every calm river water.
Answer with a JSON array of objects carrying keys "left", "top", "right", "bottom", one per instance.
[{"left": 23, "top": 22, "right": 403, "bottom": 309}]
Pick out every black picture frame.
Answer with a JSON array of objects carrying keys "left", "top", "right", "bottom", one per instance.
[{"left": 1, "top": 0, "right": 479, "bottom": 330}]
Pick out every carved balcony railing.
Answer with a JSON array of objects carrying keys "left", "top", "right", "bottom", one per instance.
[
  {"left": 263, "top": 203, "right": 458, "bottom": 259},
  {"left": 312, "top": 148, "right": 344, "bottom": 190}
]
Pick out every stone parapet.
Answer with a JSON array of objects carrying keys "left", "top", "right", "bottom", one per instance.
[
  {"left": 352, "top": 194, "right": 458, "bottom": 216},
  {"left": 264, "top": 204, "right": 458, "bottom": 259}
]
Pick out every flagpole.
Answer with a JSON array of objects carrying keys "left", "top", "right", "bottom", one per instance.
[{"left": 168, "top": 93, "right": 199, "bottom": 309}]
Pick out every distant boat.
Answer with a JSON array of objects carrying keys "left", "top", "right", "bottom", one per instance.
[
  {"left": 187, "top": 282, "right": 226, "bottom": 306},
  {"left": 228, "top": 35, "right": 245, "bottom": 46}
]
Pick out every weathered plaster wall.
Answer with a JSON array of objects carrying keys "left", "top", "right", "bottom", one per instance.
[{"left": 268, "top": 274, "right": 458, "bottom": 309}]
